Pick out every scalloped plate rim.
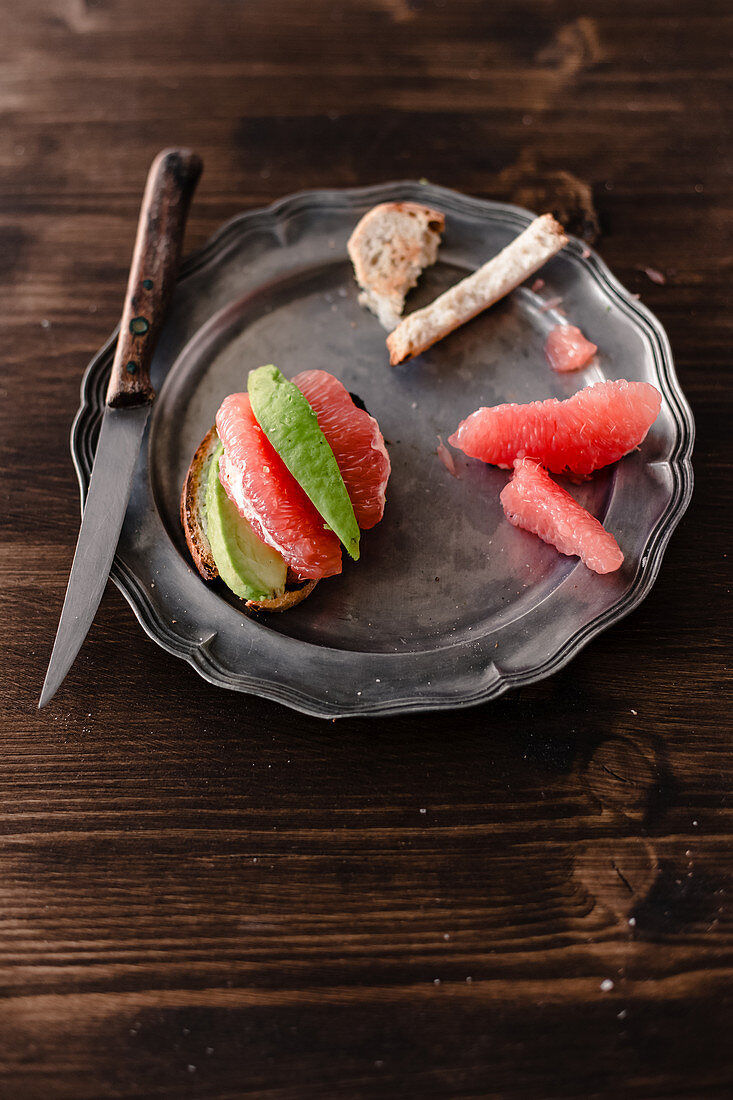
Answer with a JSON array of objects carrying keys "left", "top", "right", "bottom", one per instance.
[{"left": 70, "top": 181, "right": 694, "bottom": 718}]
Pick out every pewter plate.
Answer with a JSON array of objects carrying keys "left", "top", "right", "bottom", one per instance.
[{"left": 72, "top": 183, "right": 694, "bottom": 717}]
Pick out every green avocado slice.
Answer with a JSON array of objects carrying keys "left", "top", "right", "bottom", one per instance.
[
  {"left": 248, "top": 365, "right": 360, "bottom": 561},
  {"left": 246, "top": 367, "right": 358, "bottom": 563},
  {"left": 205, "top": 441, "right": 287, "bottom": 601}
]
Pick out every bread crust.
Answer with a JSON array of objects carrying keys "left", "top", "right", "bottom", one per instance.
[
  {"left": 249, "top": 578, "right": 318, "bottom": 612},
  {"left": 180, "top": 427, "right": 318, "bottom": 612},
  {"left": 180, "top": 426, "right": 220, "bottom": 581},
  {"left": 386, "top": 213, "right": 568, "bottom": 364},
  {"left": 348, "top": 202, "right": 445, "bottom": 331}
]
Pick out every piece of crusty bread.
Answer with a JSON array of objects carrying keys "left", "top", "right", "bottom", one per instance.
[
  {"left": 180, "top": 428, "right": 318, "bottom": 612},
  {"left": 386, "top": 213, "right": 568, "bottom": 365},
  {"left": 348, "top": 202, "right": 445, "bottom": 331}
]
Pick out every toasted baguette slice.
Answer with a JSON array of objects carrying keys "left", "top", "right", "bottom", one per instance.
[
  {"left": 386, "top": 213, "right": 568, "bottom": 365},
  {"left": 180, "top": 427, "right": 317, "bottom": 612},
  {"left": 348, "top": 202, "right": 445, "bottom": 331}
]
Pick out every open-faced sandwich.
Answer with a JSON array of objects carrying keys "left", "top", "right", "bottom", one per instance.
[{"left": 181, "top": 366, "right": 391, "bottom": 611}]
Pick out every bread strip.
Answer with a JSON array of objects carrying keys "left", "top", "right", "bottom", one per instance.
[{"left": 386, "top": 213, "right": 568, "bottom": 365}]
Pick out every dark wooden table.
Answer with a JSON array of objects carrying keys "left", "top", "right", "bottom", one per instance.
[{"left": 3, "top": 1, "right": 731, "bottom": 1096}]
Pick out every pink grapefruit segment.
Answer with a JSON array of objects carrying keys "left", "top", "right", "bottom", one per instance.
[
  {"left": 291, "top": 370, "right": 391, "bottom": 530},
  {"left": 500, "top": 458, "right": 624, "bottom": 574},
  {"left": 216, "top": 392, "right": 342, "bottom": 581},
  {"left": 544, "top": 324, "right": 597, "bottom": 372},
  {"left": 449, "top": 379, "right": 662, "bottom": 476}
]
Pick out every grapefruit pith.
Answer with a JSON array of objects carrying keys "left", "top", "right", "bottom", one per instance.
[
  {"left": 449, "top": 379, "right": 662, "bottom": 476},
  {"left": 500, "top": 458, "right": 624, "bottom": 574}
]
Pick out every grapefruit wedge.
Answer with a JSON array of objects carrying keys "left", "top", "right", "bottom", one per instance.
[
  {"left": 292, "top": 369, "right": 391, "bottom": 529},
  {"left": 500, "top": 458, "right": 624, "bottom": 574},
  {"left": 544, "top": 325, "right": 597, "bottom": 372},
  {"left": 216, "top": 393, "right": 342, "bottom": 581},
  {"left": 449, "top": 379, "right": 662, "bottom": 476}
]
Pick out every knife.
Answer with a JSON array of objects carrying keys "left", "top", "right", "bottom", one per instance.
[{"left": 39, "top": 148, "right": 203, "bottom": 708}]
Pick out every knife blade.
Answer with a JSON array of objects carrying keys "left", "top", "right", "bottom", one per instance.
[{"left": 39, "top": 148, "right": 202, "bottom": 708}]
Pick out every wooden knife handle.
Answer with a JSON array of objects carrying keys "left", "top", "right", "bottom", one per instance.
[{"left": 105, "top": 148, "right": 203, "bottom": 408}]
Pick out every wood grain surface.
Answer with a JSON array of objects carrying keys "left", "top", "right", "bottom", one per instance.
[{"left": 2, "top": 1, "right": 731, "bottom": 1096}]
